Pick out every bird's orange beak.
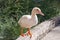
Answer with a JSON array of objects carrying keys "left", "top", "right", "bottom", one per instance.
[
  {"left": 40, "top": 12, "right": 44, "bottom": 16},
  {"left": 37, "top": 9, "right": 44, "bottom": 16},
  {"left": 38, "top": 10, "right": 44, "bottom": 16}
]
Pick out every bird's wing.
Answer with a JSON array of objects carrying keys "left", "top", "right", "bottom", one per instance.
[{"left": 18, "top": 15, "right": 31, "bottom": 24}]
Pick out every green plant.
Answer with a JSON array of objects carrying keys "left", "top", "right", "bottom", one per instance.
[{"left": 0, "top": 0, "right": 59, "bottom": 40}]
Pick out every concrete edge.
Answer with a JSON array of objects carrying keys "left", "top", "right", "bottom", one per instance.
[{"left": 16, "top": 20, "right": 55, "bottom": 40}]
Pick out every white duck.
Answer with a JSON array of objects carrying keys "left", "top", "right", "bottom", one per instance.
[{"left": 18, "top": 7, "right": 44, "bottom": 38}]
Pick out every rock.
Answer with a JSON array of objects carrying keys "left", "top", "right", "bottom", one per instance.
[
  {"left": 50, "top": 16, "right": 60, "bottom": 26},
  {"left": 16, "top": 20, "right": 55, "bottom": 40}
]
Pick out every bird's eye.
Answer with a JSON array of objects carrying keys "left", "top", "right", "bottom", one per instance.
[{"left": 36, "top": 9, "right": 39, "bottom": 11}]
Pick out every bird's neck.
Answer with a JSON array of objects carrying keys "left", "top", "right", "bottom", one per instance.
[{"left": 31, "top": 10, "right": 36, "bottom": 18}]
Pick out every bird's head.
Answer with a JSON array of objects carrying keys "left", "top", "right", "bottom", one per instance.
[{"left": 32, "top": 7, "right": 44, "bottom": 16}]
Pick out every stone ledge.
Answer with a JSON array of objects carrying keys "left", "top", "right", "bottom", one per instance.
[{"left": 16, "top": 20, "right": 55, "bottom": 40}]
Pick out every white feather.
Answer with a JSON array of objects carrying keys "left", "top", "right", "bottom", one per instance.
[{"left": 18, "top": 15, "right": 38, "bottom": 28}]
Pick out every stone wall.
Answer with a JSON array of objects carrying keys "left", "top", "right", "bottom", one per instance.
[
  {"left": 50, "top": 16, "right": 60, "bottom": 26},
  {"left": 16, "top": 20, "right": 55, "bottom": 40}
]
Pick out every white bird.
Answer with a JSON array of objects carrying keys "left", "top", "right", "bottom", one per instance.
[{"left": 18, "top": 7, "right": 44, "bottom": 38}]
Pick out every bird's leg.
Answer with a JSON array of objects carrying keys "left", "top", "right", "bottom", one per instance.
[
  {"left": 27, "top": 28, "right": 32, "bottom": 38},
  {"left": 20, "top": 27, "right": 25, "bottom": 37}
]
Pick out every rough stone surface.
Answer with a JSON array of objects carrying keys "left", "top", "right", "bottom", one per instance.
[
  {"left": 41, "top": 26, "right": 60, "bottom": 40},
  {"left": 50, "top": 16, "right": 60, "bottom": 26},
  {"left": 16, "top": 20, "right": 55, "bottom": 40}
]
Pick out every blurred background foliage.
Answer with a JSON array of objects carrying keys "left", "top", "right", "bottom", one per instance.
[{"left": 0, "top": 0, "right": 60, "bottom": 40}]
